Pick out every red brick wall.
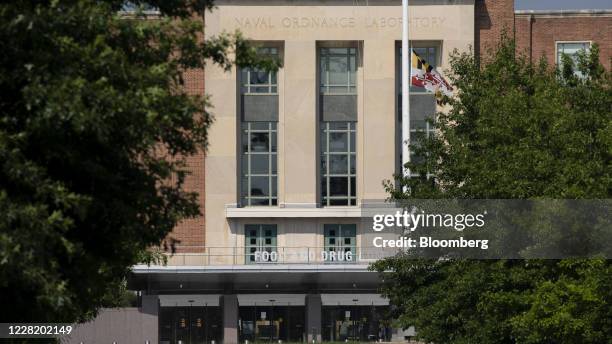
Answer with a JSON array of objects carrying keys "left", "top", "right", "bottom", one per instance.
[
  {"left": 163, "top": 67, "right": 206, "bottom": 254},
  {"left": 475, "top": 0, "right": 515, "bottom": 61},
  {"left": 515, "top": 14, "right": 612, "bottom": 70},
  {"left": 515, "top": 13, "right": 531, "bottom": 59}
]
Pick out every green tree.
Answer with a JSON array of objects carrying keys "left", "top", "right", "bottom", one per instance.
[
  {"left": 0, "top": 0, "right": 277, "bottom": 323},
  {"left": 373, "top": 39, "right": 612, "bottom": 343}
]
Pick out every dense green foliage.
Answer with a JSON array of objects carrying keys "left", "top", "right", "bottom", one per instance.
[
  {"left": 374, "top": 39, "right": 612, "bottom": 343},
  {"left": 0, "top": 0, "right": 277, "bottom": 323}
]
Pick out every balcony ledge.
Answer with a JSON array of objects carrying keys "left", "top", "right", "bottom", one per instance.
[
  {"left": 226, "top": 206, "right": 363, "bottom": 218},
  {"left": 225, "top": 203, "right": 399, "bottom": 218}
]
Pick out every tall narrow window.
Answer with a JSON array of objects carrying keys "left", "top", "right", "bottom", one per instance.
[
  {"left": 241, "top": 122, "right": 277, "bottom": 206},
  {"left": 320, "top": 47, "right": 357, "bottom": 94},
  {"left": 241, "top": 47, "right": 279, "bottom": 94},
  {"left": 397, "top": 45, "right": 438, "bottom": 178},
  {"left": 319, "top": 45, "right": 358, "bottom": 206},
  {"left": 240, "top": 47, "right": 279, "bottom": 206},
  {"left": 321, "top": 122, "right": 356, "bottom": 206}
]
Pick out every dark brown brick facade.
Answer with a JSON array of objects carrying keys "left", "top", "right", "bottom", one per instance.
[
  {"left": 475, "top": 0, "right": 515, "bottom": 61},
  {"left": 515, "top": 12, "right": 612, "bottom": 69},
  {"left": 164, "top": 67, "right": 207, "bottom": 254}
]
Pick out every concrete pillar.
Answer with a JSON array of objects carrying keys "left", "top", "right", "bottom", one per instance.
[
  {"left": 283, "top": 40, "right": 317, "bottom": 207},
  {"left": 223, "top": 295, "right": 239, "bottom": 344},
  {"left": 306, "top": 294, "right": 322, "bottom": 343}
]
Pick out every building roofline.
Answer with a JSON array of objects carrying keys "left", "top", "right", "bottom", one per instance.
[{"left": 515, "top": 9, "right": 612, "bottom": 17}]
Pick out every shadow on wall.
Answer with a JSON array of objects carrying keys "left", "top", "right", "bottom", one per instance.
[
  {"left": 62, "top": 297, "right": 158, "bottom": 344},
  {"left": 475, "top": 0, "right": 492, "bottom": 58}
]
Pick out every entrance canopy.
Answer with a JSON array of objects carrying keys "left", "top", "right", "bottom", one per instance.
[{"left": 129, "top": 264, "right": 382, "bottom": 293}]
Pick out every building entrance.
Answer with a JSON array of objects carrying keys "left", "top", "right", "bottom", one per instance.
[
  {"left": 322, "top": 306, "right": 391, "bottom": 342},
  {"left": 159, "top": 306, "right": 222, "bottom": 344},
  {"left": 239, "top": 306, "right": 306, "bottom": 343}
]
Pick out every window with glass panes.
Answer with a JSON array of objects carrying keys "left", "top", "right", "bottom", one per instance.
[
  {"left": 240, "top": 46, "right": 279, "bottom": 206},
  {"left": 556, "top": 42, "right": 590, "bottom": 78},
  {"left": 120, "top": 2, "right": 159, "bottom": 14},
  {"left": 398, "top": 45, "right": 438, "bottom": 178},
  {"left": 241, "top": 122, "right": 277, "bottom": 206},
  {"left": 324, "top": 224, "right": 356, "bottom": 262},
  {"left": 321, "top": 122, "right": 357, "bottom": 206},
  {"left": 408, "top": 112, "right": 435, "bottom": 174},
  {"left": 240, "top": 47, "right": 278, "bottom": 94},
  {"left": 320, "top": 46, "right": 358, "bottom": 206},
  {"left": 245, "top": 224, "right": 277, "bottom": 264},
  {"left": 320, "top": 47, "right": 357, "bottom": 94}
]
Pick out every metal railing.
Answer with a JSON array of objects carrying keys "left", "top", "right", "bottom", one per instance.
[{"left": 161, "top": 246, "right": 399, "bottom": 266}]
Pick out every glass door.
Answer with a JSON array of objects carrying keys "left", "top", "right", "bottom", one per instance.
[
  {"left": 175, "top": 308, "right": 190, "bottom": 344},
  {"left": 159, "top": 306, "right": 222, "bottom": 344},
  {"left": 322, "top": 306, "right": 360, "bottom": 342},
  {"left": 189, "top": 307, "right": 205, "bottom": 344},
  {"left": 322, "top": 306, "right": 391, "bottom": 342},
  {"left": 239, "top": 306, "right": 306, "bottom": 343},
  {"left": 245, "top": 224, "right": 277, "bottom": 264}
]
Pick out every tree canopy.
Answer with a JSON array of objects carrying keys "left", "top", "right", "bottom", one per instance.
[
  {"left": 0, "top": 0, "right": 277, "bottom": 323},
  {"left": 373, "top": 39, "right": 612, "bottom": 343}
]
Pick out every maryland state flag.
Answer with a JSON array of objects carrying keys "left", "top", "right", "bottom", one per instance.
[{"left": 411, "top": 50, "right": 453, "bottom": 98}]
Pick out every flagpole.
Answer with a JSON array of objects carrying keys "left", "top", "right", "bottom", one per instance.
[{"left": 401, "top": 0, "right": 411, "bottom": 184}]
